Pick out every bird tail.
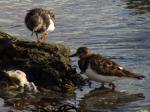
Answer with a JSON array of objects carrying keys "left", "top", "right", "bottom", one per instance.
[
  {"left": 121, "top": 69, "right": 145, "bottom": 80},
  {"left": 135, "top": 75, "right": 145, "bottom": 80}
]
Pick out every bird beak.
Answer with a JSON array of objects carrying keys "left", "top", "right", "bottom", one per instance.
[{"left": 69, "top": 53, "right": 77, "bottom": 57}]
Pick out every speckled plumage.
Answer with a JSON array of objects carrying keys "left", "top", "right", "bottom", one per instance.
[
  {"left": 70, "top": 47, "right": 145, "bottom": 90},
  {"left": 25, "top": 8, "right": 55, "bottom": 41},
  {"left": 79, "top": 54, "right": 144, "bottom": 79}
]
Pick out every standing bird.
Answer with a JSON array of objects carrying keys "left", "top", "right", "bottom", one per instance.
[
  {"left": 25, "top": 8, "right": 55, "bottom": 42},
  {"left": 70, "top": 47, "right": 145, "bottom": 91}
]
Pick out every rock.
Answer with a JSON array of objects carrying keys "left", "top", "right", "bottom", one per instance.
[
  {"left": 0, "top": 31, "right": 84, "bottom": 90},
  {"left": 4, "top": 70, "right": 29, "bottom": 88}
]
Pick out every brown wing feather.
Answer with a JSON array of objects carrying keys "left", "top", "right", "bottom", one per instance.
[
  {"left": 25, "top": 8, "right": 50, "bottom": 33},
  {"left": 41, "top": 13, "right": 50, "bottom": 30},
  {"left": 88, "top": 54, "right": 145, "bottom": 79}
]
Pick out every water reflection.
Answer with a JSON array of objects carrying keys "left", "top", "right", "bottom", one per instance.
[
  {"left": 79, "top": 87, "right": 145, "bottom": 112},
  {"left": 126, "top": 0, "right": 150, "bottom": 14},
  {"left": 0, "top": 0, "right": 150, "bottom": 111}
]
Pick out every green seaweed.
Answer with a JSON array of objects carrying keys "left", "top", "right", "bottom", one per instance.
[{"left": 0, "top": 31, "right": 84, "bottom": 90}]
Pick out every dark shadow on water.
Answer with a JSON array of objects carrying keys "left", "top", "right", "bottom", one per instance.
[
  {"left": 126, "top": 0, "right": 150, "bottom": 14},
  {"left": 79, "top": 87, "right": 145, "bottom": 112},
  {"left": 0, "top": 84, "right": 145, "bottom": 112}
]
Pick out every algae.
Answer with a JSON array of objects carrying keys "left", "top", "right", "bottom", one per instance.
[{"left": 0, "top": 31, "right": 83, "bottom": 90}]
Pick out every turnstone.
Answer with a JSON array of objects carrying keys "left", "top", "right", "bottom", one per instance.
[
  {"left": 25, "top": 8, "right": 55, "bottom": 42},
  {"left": 70, "top": 47, "right": 145, "bottom": 91}
]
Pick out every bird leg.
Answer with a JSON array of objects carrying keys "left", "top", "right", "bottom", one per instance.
[
  {"left": 36, "top": 33, "right": 38, "bottom": 41},
  {"left": 109, "top": 83, "right": 116, "bottom": 91},
  {"left": 87, "top": 80, "right": 92, "bottom": 88},
  {"left": 38, "top": 31, "right": 49, "bottom": 42},
  {"left": 32, "top": 33, "right": 41, "bottom": 43},
  {"left": 100, "top": 83, "right": 105, "bottom": 89}
]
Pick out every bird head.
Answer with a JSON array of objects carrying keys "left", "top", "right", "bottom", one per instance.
[{"left": 70, "top": 47, "right": 91, "bottom": 58}]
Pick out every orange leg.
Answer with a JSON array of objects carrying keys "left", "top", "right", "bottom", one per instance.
[
  {"left": 36, "top": 34, "right": 48, "bottom": 42},
  {"left": 109, "top": 83, "right": 116, "bottom": 91},
  {"left": 100, "top": 83, "right": 105, "bottom": 88},
  {"left": 40, "top": 34, "right": 48, "bottom": 41}
]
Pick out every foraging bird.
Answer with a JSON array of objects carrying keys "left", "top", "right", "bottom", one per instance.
[
  {"left": 70, "top": 47, "right": 145, "bottom": 91},
  {"left": 25, "top": 8, "right": 55, "bottom": 42}
]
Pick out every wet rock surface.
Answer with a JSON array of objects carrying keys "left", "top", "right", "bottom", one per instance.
[
  {"left": 0, "top": 31, "right": 83, "bottom": 111},
  {"left": 0, "top": 31, "right": 84, "bottom": 89},
  {"left": 0, "top": 31, "right": 145, "bottom": 112}
]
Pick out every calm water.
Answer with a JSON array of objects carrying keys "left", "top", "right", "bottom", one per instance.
[{"left": 0, "top": 0, "right": 150, "bottom": 111}]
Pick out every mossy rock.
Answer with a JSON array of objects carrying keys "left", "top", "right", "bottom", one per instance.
[{"left": 0, "top": 31, "right": 84, "bottom": 89}]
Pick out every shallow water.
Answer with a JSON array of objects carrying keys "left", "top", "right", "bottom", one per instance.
[{"left": 0, "top": 0, "right": 150, "bottom": 111}]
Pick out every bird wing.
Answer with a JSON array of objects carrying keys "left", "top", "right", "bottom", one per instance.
[
  {"left": 25, "top": 14, "right": 43, "bottom": 32},
  {"left": 88, "top": 54, "right": 144, "bottom": 79},
  {"left": 40, "top": 13, "right": 50, "bottom": 30},
  {"left": 25, "top": 8, "right": 49, "bottom": 33}
]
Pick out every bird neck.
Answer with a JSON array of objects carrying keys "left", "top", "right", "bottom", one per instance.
[{"left": 79, "top": 54, "right": 92, "bottom": 59}]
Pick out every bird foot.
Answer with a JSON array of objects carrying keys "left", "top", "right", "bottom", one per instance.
[
  {"left": 42, "top": 34, "right": 48, "bottom": 41},
  {"left": 36, "top": 39, "right": 43, "bottom": 43},
  {"left": 100, "top": 83, "right": 105, "bottom": 89},
  {"left": 109, "top": 83, "right": 116, "bottom": 91},
  {"left": 36, "top": 34, "right": 48, "bottom": 43},
  {"left": 86, "top": 80, "right": 92, "bottom": 88}
]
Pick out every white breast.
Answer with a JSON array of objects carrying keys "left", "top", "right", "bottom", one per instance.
[
  {"left": 85, "top": 65, "right": 119, "bottom": 83},
  {"left": 47, "top": 19, "right": 55, "bottom": 32}
]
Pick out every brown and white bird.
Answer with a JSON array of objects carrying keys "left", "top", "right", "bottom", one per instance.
[
  {"left": 25, "top": 8, "right": 55, "bottom": 42},
  {"left": 70, "top": 47, "right": 145, "bottom": 91}
]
